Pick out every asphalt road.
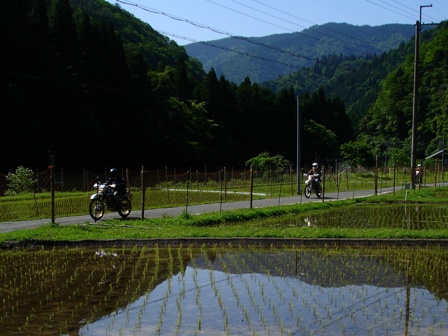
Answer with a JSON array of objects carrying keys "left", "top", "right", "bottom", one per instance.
[{"left": 0, "top": 187, "right": 400, "bottom": 233}]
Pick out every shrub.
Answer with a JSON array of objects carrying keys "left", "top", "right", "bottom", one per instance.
[{"left": 5, "top": 166, "right": 36, "bottom": 195}]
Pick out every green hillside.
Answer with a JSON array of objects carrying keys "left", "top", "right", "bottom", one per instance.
[
  {"left": 266, "top": 22, "right": 448, "bottom": 165},
  {"left": 185, "top": 23, "right": 415, "bottom": 84},
  {"left": 357, "top": 21, "right": 448, "bottom": 163},
  {"left": 1, "top": 0, "right": 447, "bottom": 177}
]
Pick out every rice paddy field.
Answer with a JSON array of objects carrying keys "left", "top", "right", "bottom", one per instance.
[
  {"left": 1, "top": 188, "right": 448, "bottom": 335},
  {"left": 1, "top": 241, "right": 447, "bottom": 336}
]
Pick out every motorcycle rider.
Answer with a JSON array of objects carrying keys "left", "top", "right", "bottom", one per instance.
[
  {"left": 415, "top": 163, "right": 423, "bottom": 186},
  {"left": 307, "top": 162, "right": 321, "bottom": 190},
  {"left": 106, "top": 168, "right": 126, "bottom": 199}
]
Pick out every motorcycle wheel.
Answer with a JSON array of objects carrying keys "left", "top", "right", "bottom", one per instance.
[
  {"left": 89, "top": 199, "right": 105, "bottom": 220},
  {"left": 304, "top": 185, "right": 311, "bottom": 198},
  {"left": 316, "top": 184, "right": 322, "bottom": 198},
  {"left": 117, "top": 198, "right": 131, "bottom": 218}
]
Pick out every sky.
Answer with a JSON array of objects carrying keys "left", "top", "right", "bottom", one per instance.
[{"left": 105, "top": 0, "right": 448, "bottom": 45}]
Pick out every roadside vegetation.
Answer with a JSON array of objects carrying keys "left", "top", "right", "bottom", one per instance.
[
  {"left": 0, "top": 163, "right": 441, "bottom": 222},
  {"left": 1, "top": 187, "right": 448, "bottom": 244}
]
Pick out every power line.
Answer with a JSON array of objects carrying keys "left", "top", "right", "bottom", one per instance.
[
  {"left": 377, "top": 0, "right": 418, "bottom": 19},
  {"left": 250, "top": 0, "right": 384, "bottom": 54},
  {"left": 159, "top": 30, "right": 299, "bottom": 70},
  {"left": 207, "top": 0, "right": 295, "bottom": 33},
  {"left": 116, "top": 0, "right": 398, "bottom": 67},
  {"left": 213, "top": 0, "right": 381, "bottom": 55},
  {"left": 115, "top": 0, "right": 419, "bottom": 85},
  {"left": 365, "top": 0, "right": 417, "bottom": 21},
  {"left": 116, "top": 0, "right": 315, "bottom": 63},
  {"left": 391, "top": 0, "right": 440, "bottom": 22}
]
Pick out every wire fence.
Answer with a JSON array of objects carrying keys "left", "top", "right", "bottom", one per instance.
[
  {"left": 1, "top": 164, "right": 446, "bottom": 195},
  {"left": 0, "top": 164, "right": 446, "bottom": 223}
]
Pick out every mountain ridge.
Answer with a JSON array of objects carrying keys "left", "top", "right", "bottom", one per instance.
[{"left": 185, "top": 23, "right": 415, "bottom": 84}]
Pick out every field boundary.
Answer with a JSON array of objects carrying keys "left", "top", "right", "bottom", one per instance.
[{"left": 3, "top": 237, "right": 448, "bottom": 250}]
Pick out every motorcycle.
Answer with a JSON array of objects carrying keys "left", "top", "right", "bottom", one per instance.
[
  {"left": 89, "top": 178, "right": 132, "bottom": 221},
  {"left": 304, "top": 173, "right": 322, "bottom": 198},
  {"left": 415, "top": 169, "right": 422, "bottom": 187}
]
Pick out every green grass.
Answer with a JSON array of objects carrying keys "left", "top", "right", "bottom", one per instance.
[
  {"left": 0, "top": 168, "right": 444, "bottom": 222},
  {"left": 1, "top": 187, "right": 448, "bottom": 244},
  {"left": 0, "top": 189, "right": 253, "bottom": 222}
]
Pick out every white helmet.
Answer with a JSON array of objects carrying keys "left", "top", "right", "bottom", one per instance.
[{"left": 312, "top": 162, "right": 318, "bottom": 168}]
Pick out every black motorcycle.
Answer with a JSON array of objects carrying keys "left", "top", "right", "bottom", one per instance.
[
  {"left": 89, "top": 179, "right": 132, "bottom": 221},
  {"left": 304, "top": 173, "right": 322, "bottom": 198}
]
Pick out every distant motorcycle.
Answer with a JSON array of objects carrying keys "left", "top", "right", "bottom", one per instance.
[
  {"left": 304, "top": 173, "right": 322, "bottom": 198},
  {"left": 415, "top": 168, "right": 422, "bottom": 187},
  {"left": 89, "top": 178, "right": 132, "bottom": 221}
]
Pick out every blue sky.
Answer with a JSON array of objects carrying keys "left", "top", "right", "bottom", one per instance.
[{"left": 106, "top": 0, "right": 448, "bottom": 45}]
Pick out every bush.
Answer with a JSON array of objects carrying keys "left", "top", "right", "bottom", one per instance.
[{"left": 5, "top": 166, "right": 36, "bottom": 195}]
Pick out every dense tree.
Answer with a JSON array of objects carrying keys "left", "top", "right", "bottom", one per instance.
[
  {"left": 5, "top": 0, "right": 425, "bottom": 174},
  {"left": 357, "top": 22, "right": 448, "bottom": 164}
]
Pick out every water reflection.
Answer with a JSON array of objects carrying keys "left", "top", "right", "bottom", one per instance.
[
  {"left": 0, "top": 246, "right": 446, "bottom": 335},
  {"left": 79, "top": 248, "right": 447, "bottom": 336}
]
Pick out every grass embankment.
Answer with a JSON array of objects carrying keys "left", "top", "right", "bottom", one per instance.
[{"left": 1, "top": 187, "right": 448, "bottom": 244}]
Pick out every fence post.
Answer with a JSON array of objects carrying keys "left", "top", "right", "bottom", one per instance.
[
  {"left": 83, "top": 167, "right": 86, "bottom": 192},
  {"left": 50, "top": 155, "right": 55, "bottom": 224},
  {"left": 335, "top": 160, "right": 338, "bottom": 189},
  {"left": 196, "top": 170, "right": 200, "bottom": 196},
  {"left": 393, "top": 164, "right": 396, "bottom": 194},
  {"left": 435, "top": 159, "right": 438, "bottom": 187},
  {"left": 374, "top": 155, "right": 378, "bottom": 195},
  {"left": 289, "top": 165, "right": 294, "bottom": 196},
  {"left": 141, "top": 166, "right": 145, "bottom": 220},
  {"left": 322, "top": 166, "right": 325, "bottom": 202},
  {"left": 249, "top": 165, "right": 254, "bottom": 209},
  {"left": 185, "top": 170, "right": 190, "bottom": 213},
  {"left": 60, "top": 168, "right": 64, "bottom": 192},
  {"left": 346, "top": 165, "right": 349, "bottom": 191},
  {"left": 165, "top": 166, "right": 170, "bottom": 203},
  {"left": 224, "top": 166, "right": 227, "bottom": 202},
  {"left": 36, "top": 168, "right": 40, "bottom": 193}
]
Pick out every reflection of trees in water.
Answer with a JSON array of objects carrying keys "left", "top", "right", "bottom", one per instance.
[
  {"left": 0, "top": 247, "right": 191, "bottom": 335},
  {"left": 191, "top": 247, "right": 448, "bottom": 302},
  {"left": 1, "top": 245, "right": 447, "bottom": 335},
  {"left": 195, "top": 251, "right": 400, "bottom": 287}
]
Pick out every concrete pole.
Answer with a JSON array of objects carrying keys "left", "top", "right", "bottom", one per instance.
[
  {"left": 411, "top": 20, "right": 419, "bottom": 189},
  {"left": 296, "top": 96, "right": 301, "bottom": 194}
]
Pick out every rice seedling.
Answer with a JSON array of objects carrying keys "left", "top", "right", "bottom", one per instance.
[{"left": 0, "top": 240, "right": 447, "bottom": 335}]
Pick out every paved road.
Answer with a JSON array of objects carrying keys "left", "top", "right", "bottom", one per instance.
[{"left": 0, "top": 187, "right": 400, "bottom": 233}]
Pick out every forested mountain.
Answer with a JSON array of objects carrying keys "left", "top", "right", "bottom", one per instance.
[
  {"left": 1, "top": 0, "right": 446, "bottom": 175},
  {"left": 1, "top": 0, "right": 352, "bottom": 172},
  {"left": 265, "top": 41, "right": 415, "bottom": 133},
  {"left": 185, "top": 23, "right": 415, "bottom": 84},
  {"left": 271, "top": 21, "right": 447, "bottom": 166},
  {"left": 1, "top": 0, "right": 205, "bottom": 171},
  {"left": 357, "top": 21, "right": 448, "bottom": 164}
]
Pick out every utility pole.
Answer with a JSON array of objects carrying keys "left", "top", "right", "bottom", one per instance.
[
  {"left": 411, "top": 4, "right": 432, "bottom": 189},
  {"left": 296, "top": 96, "right": 301, "bottom": 194}
]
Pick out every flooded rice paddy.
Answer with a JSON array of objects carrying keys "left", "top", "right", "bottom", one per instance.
[
  {"left": 297, "top": 203, "right": 448, "bottom": 230},
  {"left": 1, "top": 204, "right": 448, "bottom": 335}
]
